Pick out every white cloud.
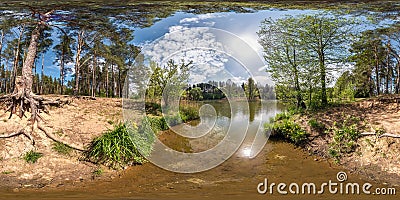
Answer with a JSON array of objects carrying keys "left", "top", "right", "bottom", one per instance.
[{"left": 179, "top": 13, "right": 226, "bottom": 25}]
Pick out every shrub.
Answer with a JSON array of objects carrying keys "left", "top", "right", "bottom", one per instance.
[
  {"left": 52, "top": 142, "right": 73, "bottom": 156},
  {"left": 145, "top": 116, "right": 168, "bottom": 132},
  {"left": 179, "top": 106, "right": 199, "bottom": 122},
  {"left": 265, "top": 115, "right": 309, "bottom": 145},
  {"left": 274, "top": 112, "right": 292, "bottom": 121},
  {"left": 308, "top": 118, "right": 325, "bottom": 131},
  {"left": 85, "top": 122, "right": 155, "bottom": 168},
  {"left": 23, "top": 151, "right": 43, "bottom": 163},
  {"left": 328, "top": 122, "right": 360, "bottom": 162}
]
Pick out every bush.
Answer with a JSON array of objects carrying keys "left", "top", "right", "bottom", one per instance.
[
  {"left": 179, "top": 106, "right": 199, "bottom": 122},
  {"left": 52, "top": 142, "right": 73, "bottom": 156},
  {"left": 145, "top": 116, "right": 168, "bottom": 132},
  {"left": 85, "top": 122, "right": 155, "bottom": 168},
  {"left": 308, "top": 118, "right": 325, "bottom": 131},
  {"left": 23, "top": 150, "right": 43, "bottom": 163},
  {"left": 265, "top": 116, "right": 309, "bottom": 145},
  {"left": 328, "top": 122, "right": 360, "bottom": 162}
]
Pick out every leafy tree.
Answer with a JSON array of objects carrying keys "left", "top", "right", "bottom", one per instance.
[
  {"left": 258, "top": 16, "right": 310, "bottom": 108},
  {"left": 297, "top": 12, "right": 356, "bottom": 105},
  {"left": 333, "top": 71, "right": 355, "bottom": 101},
  {"left": 188, "top": 87, "right": 203, "bottom": 101},
  {"left": 258, "top": 12, "right": 356, "bottom": 108}
]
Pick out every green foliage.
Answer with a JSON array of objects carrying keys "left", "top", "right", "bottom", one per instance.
[
  {"left": 328, "top": 121, "right": 360, "bottom": 162},
  {"left": 265, "top": 113, "right": 309, "bottom": 145},
  {"left": 308, "top": 118, "right": 325, "bottom": 131},
  {"left": 333, "top": 71, "right": 356, "bottom": 102},
  {"left": 374, "top": 127, "right": 386, "bottom": 136},
  {"left": 85, "top": 123, "right": 155, "bottom": 168},
  {"left": 145, "top": 116, "right": 168, "bottom": 132},
  {"left": 52, "top": 142, "right": 73, "bottom": 156},
  {"left": 274, "top": 111, "right": 292, "bottom": 121},
  {"left": 2, "top": 171, "right": 14, "bottom": 175},
  {"left": 144, "top": 103, "right": 200, "bottom": 133},
  {"left": 92, "top": 168, "right": 103, "bottom": 177},
  {"left": 145, "top": 102, "right": 162, "bottom": 115},
  {"left": 188, "top": 87, "right": 203, "bottom": 101},
  {"left": 258, "top": 12, "right": 357, "bottom": 108},
  {"left": 23, "top": 151, "right": 43, "bottom": 164},
  {"left": 179, "top": 105, "right": 199, "bottom": 122}
]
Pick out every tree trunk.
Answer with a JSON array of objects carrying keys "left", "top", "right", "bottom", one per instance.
[
  {"left": 111, "top": 63, "right": 115, "bottom": 98},
  {"left": 374, "top": 45, "right": 380, "bottom": 95},
  {"left": 385, "top": 42, "right": 390, "bottom": 94},
  {"left": 397, "top": 61, "right": 400, "bottom": 94},
  {"left": 0, "top": 30, "right": 4, "bottom": 93},
  {"left": 118, "top": 66, "right": 121, "bottom": 98},
  {"left": 319, "top": 51, "right": 327, "bottom": 105},
  {"left": 91, "top": 50, "right": 97, "bottom": 98},
  {"left": 60, "top": 45, "right": 65, "bottom": 95},
  {"left": 106, "top": 64, "right": 109, "bottom": 97},
  {"left": 40, "top": 54, "right": 44, "bottom": 94},
  {"left": 74, "top": 30, "right": 85, "bottom": 96},
  {"left": 12, "top": 25, "right": 24, "bottom": 92}
]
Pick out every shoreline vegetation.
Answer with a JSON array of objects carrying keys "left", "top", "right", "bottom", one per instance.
[
  {"left": 0, "top": 0, "right": 399, "bottom": 196},
  {"left": 266, "top": 96, "right": 400, "bottom": 186}
]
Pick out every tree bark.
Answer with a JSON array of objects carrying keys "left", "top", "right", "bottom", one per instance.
[
  {"left": 374, "top": 45, "right": 380, "bottom": 95},
  {"left": 40, "top": 54, "right": 44, "bottom": 94},
  {"left": 74, "top": 30, "right": 85, "bottom": 96},
  {"left": 319, "top": 50, "right": 327, "bottom": 105},
  {"left": 12, "top": 25, "right": 24, "bottom": 92},
  {"left": 91, "top": 50, "right": 97, "bottom": 98},
  {"left": 60, "top": 43, "right": 65, "bottom": 95}
]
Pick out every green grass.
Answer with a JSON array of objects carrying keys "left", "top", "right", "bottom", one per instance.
[
  {"left": 52, "top": 142, "right": 73, "bottom": 156},
  {"left": 308, "top": 118, "right": 325, "bottom": 131},
  {"left": 23, "top": 151, "right": 43, "bottom": 163},
  {"left": 265, "top": 113, "right": 309, "bottom": 145},
  {"left": 85, "top": 122, "right": 155, "bottom": 169},
  {"left": 92, "top": 168, "right": 103, "bottom": 176},
  {"left": 2, "top": 171, "right": 15, "bottom": 175}
]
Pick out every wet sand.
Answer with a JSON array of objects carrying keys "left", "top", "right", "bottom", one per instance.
[{"left": 2, "top": 141, "right": 398, "bottom": 200}]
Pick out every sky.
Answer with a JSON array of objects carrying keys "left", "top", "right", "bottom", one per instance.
[
  {"left": 33, "top": 8, "right": 395, "bottom": 87},
  {"left": 131, "top": 9, "right": 312, "bottom": 86},
  {"left": 35, "top": 9, "right": 313, "bottom": 86}
]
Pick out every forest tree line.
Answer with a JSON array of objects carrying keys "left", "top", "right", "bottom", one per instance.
[
  {"left": 258, "top": 12, "right": 400, "bottom": 109},
  {"left": 0, "top": 14, "right": 139, "bottom": 98}
]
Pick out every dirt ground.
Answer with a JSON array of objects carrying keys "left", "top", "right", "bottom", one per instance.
[
  {"left": 0, "top": 96, "right": 123, "bottom": 189},
  {"left": 298, "top": 97, "right": 400, "bottom": 186},
  {"left": 0, "top": 96, "right": 399, "bottom": 199}
]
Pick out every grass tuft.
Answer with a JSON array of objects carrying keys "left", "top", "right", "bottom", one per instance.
[
  {"left": 52, "top": 142, "right": 73, "bottom": 156},
  {"left": 23, "top": 150, "right": 43, "bottom": 163},
  {"left": 85, "top": 122, "right": 154, "bottom": 169}
]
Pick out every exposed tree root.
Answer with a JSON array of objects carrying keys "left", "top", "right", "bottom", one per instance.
[
  {"left": 37, "top": 122, "right": 86, "bottom": 151},
  {"left": 0, "top": 128, "right": 34, "bottom": 145},
  {"left": 361, "top": 132, "right": 400, "bottom": 138},
  {"left": 0, "top": 76, "right": 86, "bottom": 152}
]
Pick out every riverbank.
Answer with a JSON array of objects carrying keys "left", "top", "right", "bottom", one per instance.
[
  {"left": 3, "top": 140, "right": 398, "bottom": 200},
  {"left": 0, "top": 97, "right": 398, "bottom": 199},
  {"left": 0, "top": 96, "right": 123, "bottom": 189},
  {"left": 288, "top": 97, "right": 400, "bottom": 187}
]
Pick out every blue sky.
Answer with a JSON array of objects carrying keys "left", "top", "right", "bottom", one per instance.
[
  {"left": 35, "top": 9, "right": 313, "bottom": 85},
  {"left": 33, "top": 8, "right": 395, "bottom": 86}
]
